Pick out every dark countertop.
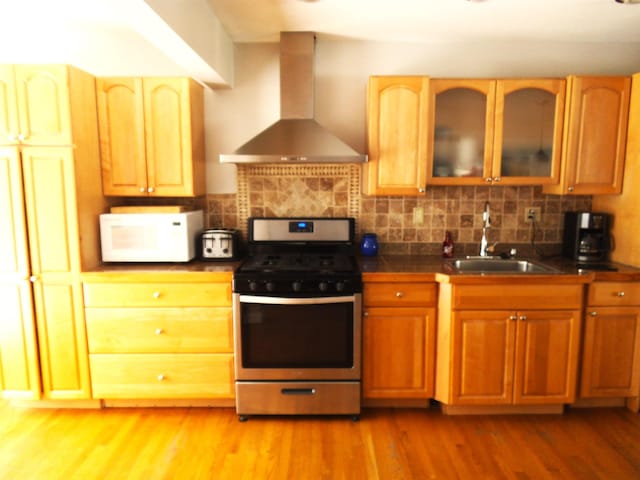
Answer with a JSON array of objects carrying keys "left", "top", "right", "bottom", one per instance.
[{"left": 359, "top": 255, "right": 640, "bottom": 282}]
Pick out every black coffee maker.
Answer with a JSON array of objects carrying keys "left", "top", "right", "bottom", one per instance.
[{"left": 562, "top": 212, "right": 613, "bottom": 265}]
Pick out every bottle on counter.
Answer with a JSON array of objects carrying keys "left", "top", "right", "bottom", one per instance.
[
  {"left": 360, "top": 233, "right": 379, "bottom": 257},
  {"left": 443, "top": 230, "right": 454, "bottom": 258}
]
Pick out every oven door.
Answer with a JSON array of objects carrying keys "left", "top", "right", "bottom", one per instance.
[{"left": 233, "top": 293, "right": 362, "bottom": 381}]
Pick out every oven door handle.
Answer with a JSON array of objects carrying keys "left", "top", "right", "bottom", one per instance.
[{"left": 238, "top": 295, "right": 357, "bottom": 305}]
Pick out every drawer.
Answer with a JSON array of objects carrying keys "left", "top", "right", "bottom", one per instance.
[
  {"left": 85, "top": 307, "right": 233, "bottom": 354},
  {"left": 90, "top": 353, "right": 235, "bottom": 399},
  {"left": 83, "top": 282, "right": 231, "bottom": 307},
  {"left": 588, "top": 282, "right": 640, "bottom": 307},
  {"left": 449, "top": 284, "right": 583, "bottom": 310},
  {"left": 364, "top": 282, "right": 437, "bottom": 307}
]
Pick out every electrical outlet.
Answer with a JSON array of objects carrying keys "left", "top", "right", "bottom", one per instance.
[
  {"left": 413, "top": 206, "right": 424, "bottom": 226},
  {"left": 524, "top": 206, "right": 541, "bottom": 223}
]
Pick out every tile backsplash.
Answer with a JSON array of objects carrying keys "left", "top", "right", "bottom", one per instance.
[{"left": 205, "top": 165, "right": 591, "bottom": 257}]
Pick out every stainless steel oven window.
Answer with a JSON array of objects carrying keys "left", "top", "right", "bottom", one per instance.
[{"left": 233, "top": 294, "right": 362, "bottom": 379}]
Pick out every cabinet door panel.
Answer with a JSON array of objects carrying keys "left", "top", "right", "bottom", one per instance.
[
  {"left": 514, "top": 310, "right": 581, "bottom": 404},
  {"left": 363, "top": 307, "right": 435, "bottom": 399},
  {"left": 0, "top": 147, "right": 29, "bottom": 276},
  {"left": 14, "top": 65, "right": 72, "bottom": 145},
  {"left": 33, "top": 281, "right": 90, "bottom": 398},
  {"left": 0, "top": 66, "right": 19, "bottom": 144},
  {"left": 96, "top": 78, "right": 147, "bottom": 196},
  {"left": 581, "top": 307, "right": 640, "bottom": 398},
  {"left": 365, "top": 77, "right": 429, "bottom": 195},
  {"left": 20, "top": 147, "right": 80, "bottom": 275},
  {"left": 451, "top": 310, "right": 515, "bottom": 404},
  {"left": 0, "top": 281, "right": 40, "bottom": 398}
]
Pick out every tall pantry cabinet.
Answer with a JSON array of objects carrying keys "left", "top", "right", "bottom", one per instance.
[{"left": 0, "top": 65, "right": 106, "bottom": 399}]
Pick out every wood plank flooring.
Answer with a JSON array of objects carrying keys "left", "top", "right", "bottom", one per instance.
[{"left": 1, "top": 402, "right": 640, "bottom": 479}]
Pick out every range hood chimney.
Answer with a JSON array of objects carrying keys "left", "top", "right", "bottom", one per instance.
[{"left": 220, "top": 32, "right": 367, "bottom": 164}]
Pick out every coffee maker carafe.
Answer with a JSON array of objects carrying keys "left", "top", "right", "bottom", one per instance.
[{"left": 562, "top": 212, "right": 612, "bottom": 264}]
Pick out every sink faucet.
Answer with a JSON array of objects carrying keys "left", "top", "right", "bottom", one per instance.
[{"left": 480, "top": 201, "right": 491, "bottom": 257}]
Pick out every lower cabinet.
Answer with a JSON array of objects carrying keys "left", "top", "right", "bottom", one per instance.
[
  {"left": 82, "top": 275, "right": 234, "bottom": 400},
  {"left": 362, "top": 278, "right": 436, "bottom": 403},
  {"left": 580, "top": 282, "right": 640, "bottom": 399},
  {"left": 435, "top": 282, "right": 584, "bottom": 407}
]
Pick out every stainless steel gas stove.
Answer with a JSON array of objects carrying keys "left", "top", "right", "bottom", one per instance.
[{"left": 232, "top": 217, "right": 362, "bottom": 421}]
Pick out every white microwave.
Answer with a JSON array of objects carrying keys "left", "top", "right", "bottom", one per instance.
[{"left": 99, "top": 210, "right": 203, "bottom": 262}]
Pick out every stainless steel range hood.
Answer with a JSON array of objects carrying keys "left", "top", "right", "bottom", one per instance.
[{"left": 220, "top": 32, "right": 367, "bottom": 164}]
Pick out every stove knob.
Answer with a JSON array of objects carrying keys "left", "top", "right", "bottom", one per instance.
[
  {"left": 266, "top": 281, "right": 276, "bottom": 292},
  {"left": 318, "top": 281, "right": 329, "bottom": 292},
  {"left": 248, "top": 281, "right": 258, "bottom": 292},
  {"left": 292, "top": 281, "right": 303, "bottom": 292},
  {"left": 335, "top": 281, "right": 346, "bottom": 292}
]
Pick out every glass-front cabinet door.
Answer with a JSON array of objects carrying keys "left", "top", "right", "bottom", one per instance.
[{"left": 427, "top": 78, "right": 566, "bottom": 186}]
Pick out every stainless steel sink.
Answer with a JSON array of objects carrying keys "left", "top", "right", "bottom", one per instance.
[{"left": 452, "top": 258, "right": 559, "bottom": 274}]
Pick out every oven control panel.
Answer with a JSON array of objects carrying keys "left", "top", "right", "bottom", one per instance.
[{"left": 234, "top": 277, "right": 361, "bottom": 295}]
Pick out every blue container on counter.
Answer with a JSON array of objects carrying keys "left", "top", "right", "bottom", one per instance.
[{"left": 360, "top": 233, "right": 379, "bottom": 257}]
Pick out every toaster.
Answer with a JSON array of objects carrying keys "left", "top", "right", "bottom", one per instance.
[{"left": 198, "top": 229, "right": 241, "bottom": 261}]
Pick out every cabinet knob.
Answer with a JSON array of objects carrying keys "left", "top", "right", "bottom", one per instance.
[
  {"left": 395, "top": 291, "right": 404, "bottom": 298},
  {"left": 485, "top": 177, "right": 493, "bottom": 182},
  {"left": 363, "top": 311, "right": 369, "bottom": 317},
  {"left": 616, "top": 291, "right": 625, "bottom": 297},
  {"left": 153, "top": 291, "right": 161, "bottom": 299},
  {"left": 17, "top": 133, "right": 25, "bottom": 142},
  {"left": 147, "top": 187, "right": 154, "bottom": 193},
  {"left": 590, "top": 311, "right": 598, "bottom": 316},
  {"left": 155, "top": 328, "right": 164, "bottom": 335},
  {"left": 519, "top": 315, "right": 528, "bottom": 321},
  {"left": 509, "top": 315, "right": 518, "bottom": 321},
  {"left": 139, "top": 187, "right": 146, "bottom": 193},
  {"left": 418, "top": 187, "right": 426, "bottom": 193},
  {"left": 157, "top": 374, "right": 165, "bottom": 381},
  {"left": 8, "top": 133, "right": 17, "bottom": 141},
  {"left": 493, "top": 177, "right": 501, "bottom": 182},
  {"left": 568, "top": 186, "right": 574, "bottom": 192},
  {"left": 29, "top": 275, "right": 37, "bottom": 282}
]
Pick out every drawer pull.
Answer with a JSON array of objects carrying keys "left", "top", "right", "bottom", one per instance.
[
  {"left": 281, "top": 388, "right": 316, "bottom": 396},
  {"left": 519, "top": 315, "right": 528, "bottom": 321},
  {"left": 396, "top": 292, "right": 404, "bottom": 298},
  {"left": 153, "top": 291, "right": 161, "bottom": 299},
  {"left": 157, "top": 374, "right": 166, "bottom": 381},
  {"left": 616, "top": 291, "right": 625, "bottom": 297},
  {"left": 590, "top": 311, "right": 598, "bottom": 316},
  {"left": 155, "top": 328, "right": 164, "bottom": 335}
]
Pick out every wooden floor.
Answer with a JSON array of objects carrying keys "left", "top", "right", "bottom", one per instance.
[{"left": 1, "top": 402, "right": 640, "bottom": 480}]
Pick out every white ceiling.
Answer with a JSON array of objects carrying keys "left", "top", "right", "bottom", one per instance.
[{"left": 206, "top": 0, "right": 640, "bottom": 44}]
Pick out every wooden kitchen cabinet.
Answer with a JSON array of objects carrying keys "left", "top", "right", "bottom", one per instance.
[
  {"left": 362, "top": 278, "right": 436, "bottom": 403},
  {"left": 426, "top": 78, "right": 565, "bottom": 186},
  {"left": 96, "top": 77, "right": 205, "bottom": 197},
  {"left": 580, "top": 282, "right": 640, "bottom": 400},
  {"left": 364, "top": 76, "right": 429, "bottom": 195},
  {"left": 83, "top": 275, "right": 235, "bottom": 400},
  {"left": 0, "top": 65, "right": 105, "bottom": 401},
  {"left": 435, "top": 282, "right": 583, "bottom": 410},
  {"left": 543, "top": 76, "right": 630, "bottom": 195}
]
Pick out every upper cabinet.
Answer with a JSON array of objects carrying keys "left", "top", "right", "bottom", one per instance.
[
  {"left": 364, "top": 76, "right": 429, "bottom": 195},
  {"left": 96, "top": 77, "right": 206, "bottom": 197},
  {"left": 543, "top": 76, "right": 631, "bottom": 196},
  {"left": 426, "top": 78, "right": 565, "bottom": 186},
  {"left": 0, "top": 65, "right": 74, "bottom": 146}
]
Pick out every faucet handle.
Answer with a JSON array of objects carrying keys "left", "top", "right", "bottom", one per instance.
[{"left": 486, "top": 242, "right": 498, "bottom": 254}]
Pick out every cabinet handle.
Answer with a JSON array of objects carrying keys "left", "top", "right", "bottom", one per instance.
[
  {"left": 568, "top": 186, "right": 574, "bottom": 192},
  {"left": 616, "top": 291, "right": 625, "bottom": 297},
  {"left": 147, "top": 187, "right": 154, "bottom": 193},
  {"left": 396, "top": 291, "right": 404, "bottom": 298},
  {"left": 519, "top": 315, "right": 528, "bottom": 321},
  {"left": 509, "top": 315, "right": 518, "bottom": 321},
  {"left": 157, "top": 374, "right": 165, "bottom": 381},
  {"left": 153, "top": 291, "right": 161, "bottom": 299},
  {"left": 155, "top": 328, "right": 164, "bottom": 335},
  {"left": 590, "top": 311, "right": 598, "bottom": 316}
]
